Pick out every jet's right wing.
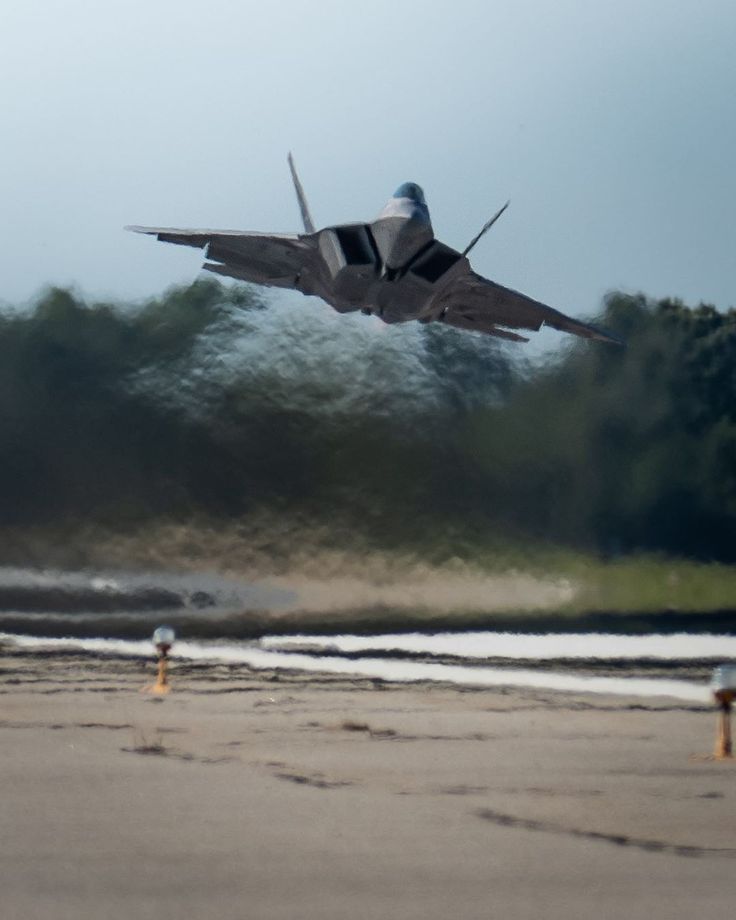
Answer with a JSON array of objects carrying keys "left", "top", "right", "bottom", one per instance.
[
  {"left": 126, "top": 226, "right": 317, "bottom": 290},
  {"left": 433, "top": 269, "right": 622, "bottom": 345}
]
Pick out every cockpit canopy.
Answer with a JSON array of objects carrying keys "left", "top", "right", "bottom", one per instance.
[{"left": 393, "top": 182, "right": 426, "bottom": 205}]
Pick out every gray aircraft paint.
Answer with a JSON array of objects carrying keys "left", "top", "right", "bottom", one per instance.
[{"left": 127, "top": 158, "right": 621, "bottom": 346}]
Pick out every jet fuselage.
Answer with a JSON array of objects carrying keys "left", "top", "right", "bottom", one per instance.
[{"left": 306, "top": 183, "right": 468, "bottom": 324}]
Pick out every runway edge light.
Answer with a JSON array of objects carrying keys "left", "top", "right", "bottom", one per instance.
[
  {"left": 142, "top": 626, "right": 176, "bottom": 695},
  {"left": 710, "top": 665, "right": 736, "bottom": 759}
]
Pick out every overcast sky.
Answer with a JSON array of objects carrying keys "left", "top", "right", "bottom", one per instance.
[{"left": 1, "top": 0, "right": 734, "bottom": 328}]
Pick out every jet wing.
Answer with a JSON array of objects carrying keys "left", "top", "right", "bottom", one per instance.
[
  {"left": 126, "top": 226, "right": 316, "bottom": 290},
  {"left": 433, "top": 270, "right": 622, "bottom": 345}
]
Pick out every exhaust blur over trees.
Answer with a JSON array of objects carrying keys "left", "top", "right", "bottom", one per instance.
[{"left": 1, "top": 280, "right": 734, "bottom": 561}]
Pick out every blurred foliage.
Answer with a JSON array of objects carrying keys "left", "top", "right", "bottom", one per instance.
[
  {"left": 0, "top": 280, "right": 735, "bottom": 562},
  {"left": 460, "top": 292, "right": 736, "bottom": 558}
]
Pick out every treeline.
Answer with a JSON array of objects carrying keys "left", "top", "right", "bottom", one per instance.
[
  {"left": 460, "top": 293, "right": 736, "bottom": 558},
  {"left": 0, "top": 280, "right": 734, "bottom": 560}
]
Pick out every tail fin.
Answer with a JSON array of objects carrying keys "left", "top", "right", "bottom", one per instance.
[
  {"left": 287, "top": 152, "right": 316, "bottom": 234},
  {"left": 461, "top": 200, "right": 510, "bottom": 257}
]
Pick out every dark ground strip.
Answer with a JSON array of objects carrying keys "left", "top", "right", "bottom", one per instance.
[
  {"left": 475, "top": 808, "right": 736, "bottom": 858},
  {"left": 273, "top": 771, "right": 352, "bottom": 789},
  {"left": 2, "top": 606, "right": 736, "bottom": 640},
  {"left": 0, "top": 720, "right": 133, "bottom": 731}
]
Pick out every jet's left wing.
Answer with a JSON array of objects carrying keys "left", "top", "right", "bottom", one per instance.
[
  {"left": 432, "top": 269, "right": 622, "bottom": 345},
  {"left": 126, "top": 226, "right": 316, "bottom": 290}
]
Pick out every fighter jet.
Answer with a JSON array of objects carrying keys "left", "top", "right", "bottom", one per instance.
[{"left": 127, "top": 156, "right": 620, "bottom": 345}]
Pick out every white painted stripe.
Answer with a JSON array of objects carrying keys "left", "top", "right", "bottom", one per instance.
[{"left": 1, "top": 632, "right": 709, "bottom": 702}]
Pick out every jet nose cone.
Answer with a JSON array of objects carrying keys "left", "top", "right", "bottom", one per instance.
[{"left": 393, "top": 182, "right": 426, "bottom": 206}]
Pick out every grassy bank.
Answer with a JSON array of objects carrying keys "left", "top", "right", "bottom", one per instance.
[{"left": 1, "top": 520, "right": 735, "bottom": 633}]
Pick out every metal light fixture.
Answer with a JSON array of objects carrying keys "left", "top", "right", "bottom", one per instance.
[
  {"left": 710, "top": 665, "right": 736, "bottom": 759},
  {"left": 145, "top": 626, "right": 176, "bottom": 695}
]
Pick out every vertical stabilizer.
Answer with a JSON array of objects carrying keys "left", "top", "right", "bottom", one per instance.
[
  {"left": 287, "top": 152, "right": 316, "bottom": 234},
  {"left": 461, "top": 201, "right": 510, "bottom": 257}
]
